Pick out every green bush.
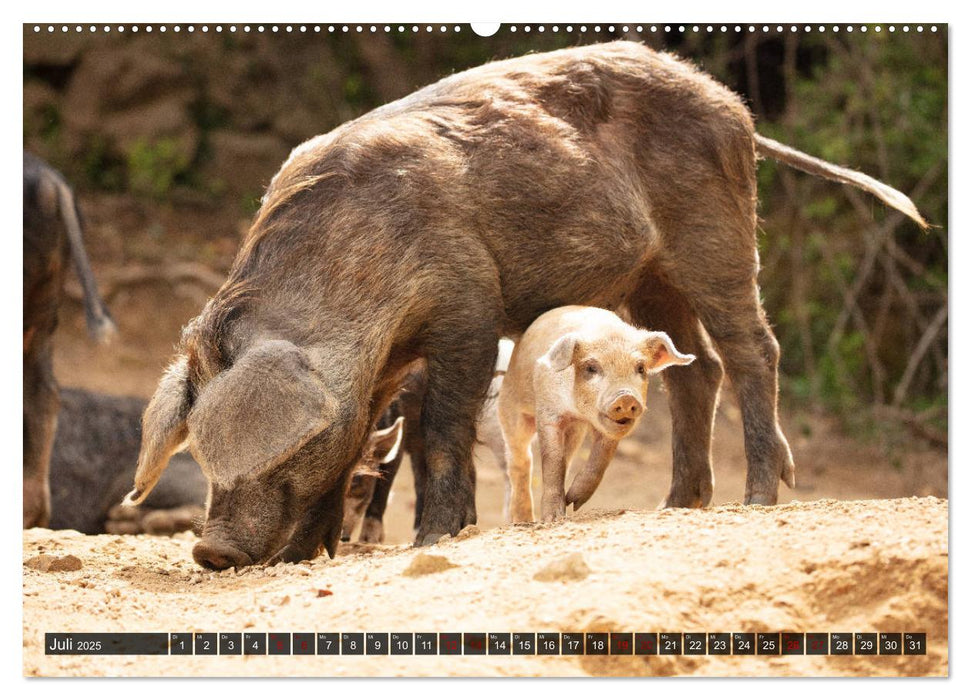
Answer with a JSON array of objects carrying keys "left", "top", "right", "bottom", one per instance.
[{"left": 125, "top": 137, "right": 192, "bottom": 199}]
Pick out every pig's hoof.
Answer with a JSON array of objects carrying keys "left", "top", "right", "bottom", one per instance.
[
  {"left": 745, "top": 435, "right": 796, "bottom": 502},
  {"left": 743, "top": 447, "right": 793, "bottom": 506},
  {"left": 744, "top": 490, "right": 779, "bottom": 506},
  {"left": 509, "top": 502, "right": 535, "bottom": 523},
  {"left": 662, "top": 494, "right": 703, "bottom": 509},
  {"left": 142, "top": 506, "right": 203, "bottom": 536},
  {"left": 23, "top": 480, "right": 50, "bottom": 529},
  {"left": 662, "top": 475, "right": 713, "bottom": 509},
  {"left": 540, "top": 501, "right": 566, "bottom": 522},
  {"left": 358, "top": 518, "right": 384, "bottom": 544},
  {"left": 415, "top": 531, "right": 449, "bottom": 547}
]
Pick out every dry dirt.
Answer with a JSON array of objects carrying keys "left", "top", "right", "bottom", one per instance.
[{"left": 23, "top": 497, "right": 947, "bottom": 677}]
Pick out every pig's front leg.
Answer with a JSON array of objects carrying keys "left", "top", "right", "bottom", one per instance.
[
  {"left": 414, "top": 323, "right": 499, "bottom": 546},
  {"left": 537, "top": 420, "right": 587, "bottom": 522}
]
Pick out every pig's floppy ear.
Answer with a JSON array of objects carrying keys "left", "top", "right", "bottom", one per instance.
[
  {"left": 544, "top": 333, "right": 580, "bottom": 372},
  {"left": 186, "top": 340, "right": 335, "bottom": 486},
  {"left": 641, "top": 331, "right": 696, "bottom": 373},
  {"left": 368, "top": 416, "right": 404, "bottom": 464},
  {"left": 124, "top": 357, "right": 192, "bottom": 506}
]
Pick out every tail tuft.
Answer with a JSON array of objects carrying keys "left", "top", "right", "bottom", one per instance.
[
  {"left": 87, "top": 312, "right": 118, "bottom": 345},
  {"left": 755, "top": 134, "right": 929, "bottom": 230},
  {"left": 55, "top": 178, "right": 118, "bottom": 343}
]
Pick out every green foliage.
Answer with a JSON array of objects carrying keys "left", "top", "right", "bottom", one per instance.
[
  {"left": 79, "top": 134, "right": 126, "bottom": 191},
  {"left": 758, "top": 32, "right": 947, "bottom": 424},
  {"left": 36, "top": 103, "right": 62, "bottom": 143},
  {"left": 125, "top": 138, "right": 192, "bottom": 199}
]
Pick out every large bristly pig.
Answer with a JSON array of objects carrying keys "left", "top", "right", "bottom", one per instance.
[{"left": 124, "top": 41, "right": 926, "bottom": 569}]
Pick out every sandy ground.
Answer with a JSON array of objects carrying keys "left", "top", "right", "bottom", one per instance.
[{"left": 23, "top": 497, "right": 947, "bottom": 677}]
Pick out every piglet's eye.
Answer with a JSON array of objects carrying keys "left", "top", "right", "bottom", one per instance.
[
  {"left": 636, "top": 363, "right": 646, "bottom": 376},
  {"left": 584, "top": 363, "right": 600, "bottom": 375}
]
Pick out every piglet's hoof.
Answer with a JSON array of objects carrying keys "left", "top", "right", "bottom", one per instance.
[{"left": 358, "top": 518, "right": 384, "bottom": 544}]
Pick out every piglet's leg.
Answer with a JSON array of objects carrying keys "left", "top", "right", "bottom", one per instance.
[
  {"left": 565, "top": 432, "right": 619, "bottom": 511},
  {"left": 500, "top": 410, "right": 536, "bottom": 523},
  {"left": 359, "top": 451, "right": 403, "bottom": 543},
  {"left": 538, "top": 421, "right": 584, "bottom": 522}
]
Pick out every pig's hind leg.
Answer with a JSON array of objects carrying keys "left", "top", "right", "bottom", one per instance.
[
  {"left": 646, "top": 198, "right": 795, "bottom": 505},
  {"left": 628, "top": 275, "right": 723, "bottom": 508}
]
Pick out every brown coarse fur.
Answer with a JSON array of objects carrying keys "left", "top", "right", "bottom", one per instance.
[{"left": 128, "top": 41, "right": 927, "bottom": 569}]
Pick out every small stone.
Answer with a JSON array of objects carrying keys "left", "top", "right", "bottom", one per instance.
[
  {"left": 24, "top": 555, "right": 54, "bottom": 571},
  {"left": 24, "top": 554, "right": 83, "bottom": 572},
  {"left": 453, "top": 525, "right": 481, "bottom": 541},
  {"left": 55, "top": 555, "right": 81, "bottom": 571},
  {"left": 294, "top": 566, "right": 312, "bottom": 577},
  {"left": 316, "top": 589, "right": 333, "bottom": 598},
  {"left": 272, "top": 594, "right": 291, "bottom": 606},
  {"left": 402, "top": 553, "right": 457, "bottom": 577},
  {"left": 190, "top": 573, "right": 203, "bottom": 585},
  {"left": 533, "top": 553, "right": 591, "bottom": 582}
]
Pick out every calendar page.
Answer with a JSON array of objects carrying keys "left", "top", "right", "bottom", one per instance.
[{"left": 22, "top": 19, "right": 948, "bottom": 678}]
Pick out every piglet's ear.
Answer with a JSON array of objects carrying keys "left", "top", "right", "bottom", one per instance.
[
  {"left": 544, "top": 333, "right": 581, "bottom": 372},
  {"left": 641, "top": 331, "right": 696, "bottom": 373},
  {"left": 367, "top": 416, "right": 405, "bottom": 464},
  {"left": 187, "top": 339, "right": 335, "bottom": 485}
]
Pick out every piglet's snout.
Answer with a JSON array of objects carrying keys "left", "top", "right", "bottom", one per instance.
[{"left": 607, "top": 392, "right": 643, "bottom": 424}]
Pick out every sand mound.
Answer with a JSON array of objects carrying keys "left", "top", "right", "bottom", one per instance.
[{"left": 23, "top": 497, "right": 947, "bottom": 677}]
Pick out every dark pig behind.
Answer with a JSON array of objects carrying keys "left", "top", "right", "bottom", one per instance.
[{"left": 50, "top": 389, "right": 205, "bottom": 535}]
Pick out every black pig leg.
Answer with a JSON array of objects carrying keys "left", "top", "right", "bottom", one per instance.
[
  {"left": 628, "top": 272, "right": 723, "bottom": 508},
  {"left": 23, "top": 343, "right": 58, "bottom": 528},
  {"left": 414, "top": 318, "right": 498, "bottom": 546},
  {"left": 410, "top": 441, "right": 428, "bottom": 533},
  {"left": 656, "top": 215, "right": 795, "bottom": 506}
]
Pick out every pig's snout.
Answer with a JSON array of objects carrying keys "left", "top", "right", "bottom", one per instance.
[
  {"left": 607, "top": 392, "right": 643, "bottom": 425},
  {"left": 192, "top": 539, "right": 254, "bottom": 570}
]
